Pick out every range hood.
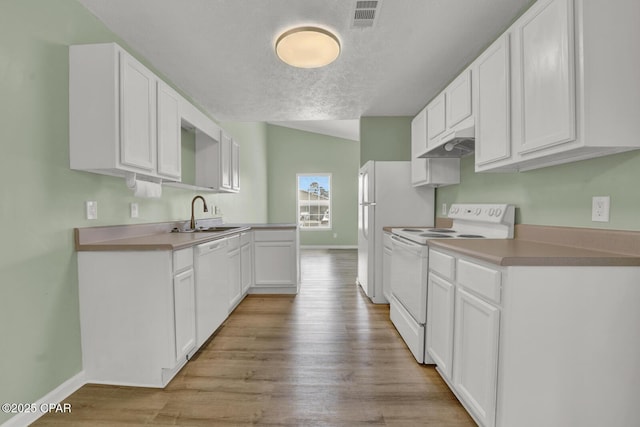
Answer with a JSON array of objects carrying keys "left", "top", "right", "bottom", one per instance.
[{"left": 418, "top": 124, "right": 475, "bottom": 158}]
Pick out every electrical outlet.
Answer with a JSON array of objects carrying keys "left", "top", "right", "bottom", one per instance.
[
  {"left": 130, "top": 202, "right": 139, "bottom": 218},
  {"left": 591, "top": 196, "right": 610, "bottom": 222},
  {"left": 441, "top": 203, "right": 448, "bottom": 216},
  {"left": 85, "top": 201, "right": 97, "bottom": 220}
]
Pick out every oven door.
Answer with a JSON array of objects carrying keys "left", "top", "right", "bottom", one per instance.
[{"left": 390, "top": 235, "right": 428, "bottom": 324}]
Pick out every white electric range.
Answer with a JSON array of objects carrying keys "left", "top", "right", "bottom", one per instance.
[{"left": 388, "top": 203, "right": 515, "bottom": 363}]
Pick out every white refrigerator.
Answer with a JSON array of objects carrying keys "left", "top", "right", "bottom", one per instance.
[{"left": 357, "top": 161, "right": 435, "bottom": 304}]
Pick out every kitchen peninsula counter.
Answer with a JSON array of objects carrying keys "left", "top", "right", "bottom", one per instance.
[{"left": 75, "top": 221, "right": 297, "bottom": 251}]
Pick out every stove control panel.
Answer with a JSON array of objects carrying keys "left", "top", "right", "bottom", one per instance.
[{"left": 448, "top": 204, "right": 515, "bottom": 224}]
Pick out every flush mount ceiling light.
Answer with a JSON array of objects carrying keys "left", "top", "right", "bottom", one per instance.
[{"left": 275, "top": 26, "right": 341, "bottom": 68}]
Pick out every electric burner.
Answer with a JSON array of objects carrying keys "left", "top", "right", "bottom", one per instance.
[
  {"left": 427, "top": 228, "right": 456, "bottom": 233},
  {"left": 456, "top": 234, "right": 485, "bottom": 238},
  {"left": 419, "top": 233, "right": 453, "bottom": 238}
]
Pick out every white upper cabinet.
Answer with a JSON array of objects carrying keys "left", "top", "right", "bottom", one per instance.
[
  {"left": 232, "top": 140, "right": 240, "bottom": 191},
  {"left": 475, "top": 0, "right": 640, "bottom": 172},
  {"left": 515, "top": 0, "right": 576, "bottom": 155},
  {"left": 156, "top": 82, "right": 182, "bottom": 181},
  {"left": 411, "top": 107, "right": 461, "bottom": 187},
  {"left": 70, "top": 43, "right": 182, "bottom": 181},
  {"left": 194, "top": 129, "right": 240, "bottom": 193},
  {"left": 474, "top": 34, "right": 512, "bottom": 167},
  {"left": 445, "top": 69, "right": 473, "bottom": 130},
  {"left": 220, "top": 131, "right": 233, "bottom": 190},
  {"left": 426, "top": 93, "right": 446, "bottom": 147},
  {"left": 119, "top": 52, "right": 156, "bottom": 172}
]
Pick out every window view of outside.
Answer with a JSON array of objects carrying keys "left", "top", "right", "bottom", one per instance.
[{"left": 297, "top": 174, "right": 331, "bottom": 229}]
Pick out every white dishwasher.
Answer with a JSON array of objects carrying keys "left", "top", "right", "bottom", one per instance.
[{"left": 194, "top": 238, "right": 229, "bottom": 349}]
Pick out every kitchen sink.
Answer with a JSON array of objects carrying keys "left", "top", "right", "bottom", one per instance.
[
  {"left": 171, "top": 226, "right": 241, "bottom": 233},
  {"left": 196, "top": 226, "right": 241, "bottom": 232}
]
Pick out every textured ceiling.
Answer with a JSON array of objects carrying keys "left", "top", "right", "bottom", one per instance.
[{"left": 77, "top": 0, "right": 532, "bottom": 129}]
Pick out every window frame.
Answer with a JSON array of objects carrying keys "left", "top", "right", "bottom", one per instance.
[{"left": 296, "top": 173, "right": 332, "bottom": 231}]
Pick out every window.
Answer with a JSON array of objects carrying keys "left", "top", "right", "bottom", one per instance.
[{"left": 297, "top": 174, "right": 331, "bottom": 229}]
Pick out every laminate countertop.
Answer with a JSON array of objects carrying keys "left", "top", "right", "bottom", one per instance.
[
  {"left": 75, "top": 223, "right": 297, "bottom": 252},
  {"left": 426, "top": 238, "right": 640, "bottom": 267},
  {"left": 385, "top": 224, "right": 640, "bottom": 267}
]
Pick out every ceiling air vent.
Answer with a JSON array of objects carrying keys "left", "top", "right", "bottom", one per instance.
[{"left": 352, "top": 0, "right": 382, "bottom": 28}]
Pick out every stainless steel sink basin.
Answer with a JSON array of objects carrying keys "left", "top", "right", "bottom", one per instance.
[
  {"left": 196, "top": 226, "right": 240, "bottom": 232},
  {"left": 171, "top": 226, "right": 240, "bottom": 233}
]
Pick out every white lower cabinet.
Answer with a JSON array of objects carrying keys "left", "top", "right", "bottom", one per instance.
[
  {"left": 252, "top": 229, "right": 299, "bottom": 294},
  {"left": 428, "top": 248, "right": 640, "bottom": 427},
  {"left": 428, "top": 250, "right": 500, "bottom": 426},
  {"left": 382, "top": 232, "right": 393, "bottom": 301},
  {"left": 240, "top": 232, "right": 253, "bottom": 294},
  {"left": 426, "top": 272, "right": 455, "bottom": 380},
  {"left": 77, "top": 247, "right": 196, "bottom": 388},
  {"left": 453, "top": 288, "right": 500, "bottom": 427},
  {"left": 173, "top": 268, "right": 196, "bottom": 363},
  {"left": 227, "top": 234, "right": 242, "bottom": 311}
]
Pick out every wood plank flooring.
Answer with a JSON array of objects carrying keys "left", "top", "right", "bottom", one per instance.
[{"left": 34, "top": 249, "right": 474, "bottom": 426}]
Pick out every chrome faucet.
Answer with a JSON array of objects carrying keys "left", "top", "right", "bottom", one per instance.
[{"left": 190, "top": 195, "right": 209, "bottom": 230}]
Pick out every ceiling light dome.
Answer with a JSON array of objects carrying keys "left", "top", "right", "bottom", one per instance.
[{"left": 275, "top": 26, "right": 341, "bottom": 68}]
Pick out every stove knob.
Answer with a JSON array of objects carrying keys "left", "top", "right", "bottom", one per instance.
[
  {"left": 496, "top": 208, "right": 502, "bottom": 217},
  {"left": 474, "top": 208, "right": 481, "bottom": 215},
  {"left": 489, "top": 208, "right": 495, "bottom": 216}
]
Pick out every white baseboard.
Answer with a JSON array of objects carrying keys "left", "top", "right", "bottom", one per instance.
[
  {"left": 1, "top": 371, "right": 86, "bottom": 427},
  {"left": 300, "top": 245, "right": 357, "bottom": 249}
]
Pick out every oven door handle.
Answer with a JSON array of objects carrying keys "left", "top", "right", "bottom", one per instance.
[{"left": 391, "top": 235, "right": 424, "bottom": 254}]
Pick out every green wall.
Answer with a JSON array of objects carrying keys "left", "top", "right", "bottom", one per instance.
[
  {"left": 436, "top": 151, "right": 640, "bottom": 230},
  {"left": 0, "top": 2, "right": 267, "bottom": 423},
  {"left": 266, "top": 125, "right": 359, "bottom": 246},
  {"left": 360, "top": 116, "right": 412, "bottom": 165}
]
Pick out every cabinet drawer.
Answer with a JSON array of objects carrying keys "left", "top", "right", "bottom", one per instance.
[
  {"left": 254, "top": 229, "right": 295, "bottom": 242},
  {"left": 240, "top": 231, "right": 252, "bottom": 246},
  {"left": 457, "top": 259, "right": 501, "bottom": 303},
  {"left": 227, "top": 234, "right": 240, "bottom": 252},
  {"left": 173, "top": 247, "right": 193, "bottom": 273},
  {"left": 429, "top": 249, "right": 455, "bottom": 281}
]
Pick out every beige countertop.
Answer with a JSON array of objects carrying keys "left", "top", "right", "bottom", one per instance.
[
  {"left": 75, "top": 223, "right": 296, "bottom": 251},
  {"left": 385, "top": 223, "right": 640, "bottom": 267},
  {"left": 427, "top": 238, "right": 640, "bottom": 267}
]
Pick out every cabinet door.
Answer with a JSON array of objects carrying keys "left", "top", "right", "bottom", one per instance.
[
  {"left": 411, "top": 108, "right": 429, "bottom": 185},
  {"left": 445, "top": 69, "right": 472, "bottom": 129},
  {"left": 254, "top": 241, "right": 296, "bottom": 286},
  {"left": 173, "top": 269, "right": 196, "bottom": 363},
  {"left": 426, "top": 93, "right": 446, "bottom": 147},
  {"left": 156, "top": 82, "right": 181, "bottom": 180},
  {"left": 231, "top": 140, "right": 240, "bottom": 191},
  {"left": 241, "top": 242, "right": 252, "bottom": 294},
  {"left": 426, "top": 273, "right": 455, "bottom": 380},
  {"left": 119, "top": 51, "right": 156, "bottom": 172},
  {"left": 453, "top": 288, "right": 500, "bottom": 427},
  {"left": 220, "top": 131, "right": 232, "bottom": 190},
  {"left": 228, "top": 249, "right": 242, "bottom": 310},
  {"left": 516, "top": 0, "right": 576, "bottom": 155},
  {"left": 475, "top": 34, "right": 512, "bottom": 166}
]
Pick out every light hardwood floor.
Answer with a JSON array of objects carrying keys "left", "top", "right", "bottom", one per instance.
[{"left": 35, "top": 249, "right": 474, "bottom": 426}]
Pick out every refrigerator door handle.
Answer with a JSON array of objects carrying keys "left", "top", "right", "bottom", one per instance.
[{"left": 360, "top": 202, "right": 377, "bottom": 206}]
